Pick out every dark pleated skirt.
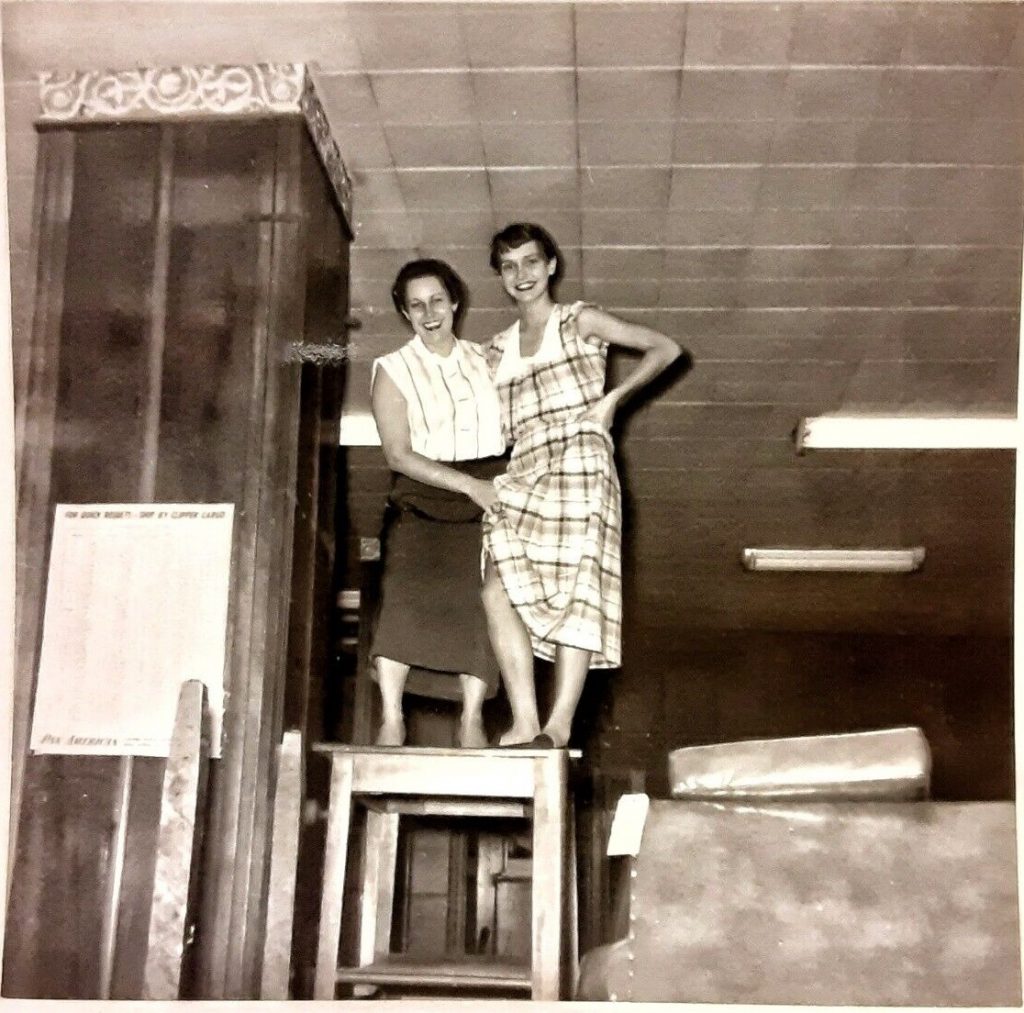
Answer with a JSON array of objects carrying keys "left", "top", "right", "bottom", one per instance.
[{"left": 370, "top": 455, "right": 507, "bottom": 701}]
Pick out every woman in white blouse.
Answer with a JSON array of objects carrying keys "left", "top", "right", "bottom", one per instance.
[{"left": 370, "top": 259, "right": 505, "bottom": 747}]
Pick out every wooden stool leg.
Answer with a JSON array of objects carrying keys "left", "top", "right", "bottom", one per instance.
[
  {"left": 314, "top": 754, "right": 354, "bottom": 999},
  {"left": 531, "top": 752, "right": 567, "bottom": 1000},
  {"left": 359, "top": 809, "right": 400, "bottom": 964},
  {"left": 475, "top": 832, "right": 505, "bottom": 955},
  {"left": 567, "top": 800, "right": 580, "bottom": 997},
  {"left": 352, "top": 808, "right": 399, "bottom": 999}
]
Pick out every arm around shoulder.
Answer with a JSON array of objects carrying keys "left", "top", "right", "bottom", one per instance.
[
  {"left": 371, "top": 365, "right": 498, "bottom": 510},
  {"left": 371, "top": 364, "right": 417, "bottom": 473}
]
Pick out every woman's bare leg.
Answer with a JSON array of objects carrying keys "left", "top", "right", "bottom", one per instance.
[
  {"left": 374, "top": 656, "right": 410, "bottom": 746},
  {"left": 457, "top": 673, "right": 489, "bottom": 748},
  {"left": 481, "top": 562, "right": 540, "bottom": 745},
  {"left": 543, "top": 645, "right": 592, "bottom": 748}
]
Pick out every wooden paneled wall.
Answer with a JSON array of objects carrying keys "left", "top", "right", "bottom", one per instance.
[
  {"left": 338, "top": 441, "right": 1014, "bottom": 803},
  {"left": 605, "top": 628, "right": 1014, "bottom": 801}
]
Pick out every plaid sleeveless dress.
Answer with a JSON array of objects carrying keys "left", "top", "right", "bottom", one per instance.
[{"left": 483, "top": 303, "right": 622, "bottom": 667}]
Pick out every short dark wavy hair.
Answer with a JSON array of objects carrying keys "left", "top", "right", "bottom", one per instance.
[
  {"left": 391, "top": 258, "right": 467, "bottom": 327},
  {"left": 489, "top": 222, "right": 563, "bottom": 289}
]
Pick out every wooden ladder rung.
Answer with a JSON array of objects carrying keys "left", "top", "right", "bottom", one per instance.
[{"left": 336, "top": 955, "right": 532, "bottom": 990}]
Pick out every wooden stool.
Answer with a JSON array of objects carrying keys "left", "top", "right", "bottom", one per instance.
[{"left": 312, "top": 744, "right": 579, "bottom": 1000}]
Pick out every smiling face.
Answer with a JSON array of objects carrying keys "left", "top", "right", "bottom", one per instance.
[
  {"left": 497, "top": 240, "right": 557, "bottom": 305},
  {"left": 402, "top": 274, "right": 458, "bottom": 341}
]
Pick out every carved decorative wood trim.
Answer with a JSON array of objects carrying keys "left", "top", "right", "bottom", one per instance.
[
  {"left": 37, "top": 63, "right": 353, "bottom": 229},
  {"left": 38, "top": 64, "right": 303, "bottom": 120},
  {"left": 298, "top": 74, "right": 353, "bottom": 232}
]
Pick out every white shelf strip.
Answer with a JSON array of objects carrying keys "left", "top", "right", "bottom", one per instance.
[
  {"left": 796, "top": 414, "right": 1019, "bottom": 451},
  {"left": 742, "top": 547, "right": 926, "bottom": 573}
]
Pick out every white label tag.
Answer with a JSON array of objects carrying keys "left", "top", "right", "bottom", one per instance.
[{"left": 606, "top": 792, "right": 650, "bottom": 856}]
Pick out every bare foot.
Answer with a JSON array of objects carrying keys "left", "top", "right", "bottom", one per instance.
[
  {"left": 458, "top": 717, "right": 488, "bottom": 749},
  {"left": 498, "top": 723, "right": 541, "bottom": 746},
  {"left": 375, "top": 718, "right": 406, "bottom": 747},
  {"left": 540, "top": 725, "right": 570, "bottom": 748}
]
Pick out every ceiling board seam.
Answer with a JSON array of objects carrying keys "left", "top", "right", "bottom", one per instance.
[
  {"left": 320, "top": 64, "right": 1017, "bottom": 75},
  {"left": 338, "top": 20, "right": 402, "bottom": 188},
  {"left": 357, "top": 68, "right": 407, "bottom": 236},
  {"left": 570, "top": 2, "right": 584, "bottom": 263},
  {"left": 662, "top": 1, "right": 691, "bottom": 308},
  {"left": 768, "top": 12, "right": 797, "bottom": 166},
  {"left": 456, "top": 5, "right": 497, "bottom": 240},
  {"left": 330, "top": 116, "right": 1024, "bottom": 126},
  {"left": 352, "top": 163, "right": 1023, "bottom": 172},
  {"left": 596, "top": 278, "right": 998, "bottom": 287},
  {"left": 858, "top": 357, "right": 1011, "bottom": 364},
  {"left": 629, "top": 466, "right": 1010, "bottom": 474},
  {"left": 352, "top": 242, "right": 1020, "bottom": 252},
  {"left": 635, "top": 308, "right": 1021, "bottom": 313},
  {"left": 599, "top": 306, "right": 1017, "bottom": 313},
  {"left": 657, "top": 273, "right": 1020, "bottom": 280},
  {"left": 640, "top": 401, "right": 794, "bottom": 407}
]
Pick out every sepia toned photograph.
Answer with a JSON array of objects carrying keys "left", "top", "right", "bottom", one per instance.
[{"left": 1, "top": 0, "right": 1021, "bottom": 1005}]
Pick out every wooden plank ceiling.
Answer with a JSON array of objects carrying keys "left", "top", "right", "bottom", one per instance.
[{"left": 4, "top": 1, "right": 1022, "bottom": 638}]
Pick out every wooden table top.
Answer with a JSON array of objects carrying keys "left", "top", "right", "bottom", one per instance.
[{"left": 312, "top": 743, "right": 583, "bottom": 760}]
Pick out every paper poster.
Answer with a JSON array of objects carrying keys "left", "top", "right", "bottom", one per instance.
[
  {"left": 30, "top": 504, "right": 234, "bottom": 758},
  {"left": 606, "top": 792, "right": 650, "bottom": 857}
]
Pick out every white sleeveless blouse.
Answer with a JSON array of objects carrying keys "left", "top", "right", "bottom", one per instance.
[
  {"left": 372, "top": 335, "right": 505, "bottom": 462},
  {"left": 491, "top": 306, "right": 564, "bottom": 385}
]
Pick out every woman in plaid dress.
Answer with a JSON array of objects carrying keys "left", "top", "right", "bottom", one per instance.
[{"left": 482, "top": 223, "right": 685, "bottom": 748}]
